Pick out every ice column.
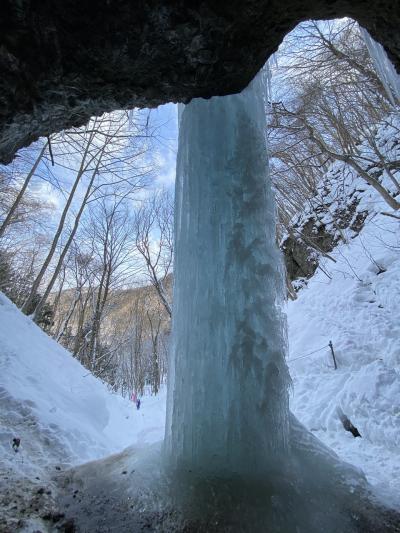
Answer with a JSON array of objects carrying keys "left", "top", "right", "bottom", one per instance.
[
  {"left": 360, "top": 27, "right": 400, "bottom": 106},
  {"left": 164, "top": 71, "right": 290, "bottom": 478}
]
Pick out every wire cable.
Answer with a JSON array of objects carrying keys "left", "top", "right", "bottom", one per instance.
[{"left": 287, "top": 344, "right": 330, "bottom": 363}]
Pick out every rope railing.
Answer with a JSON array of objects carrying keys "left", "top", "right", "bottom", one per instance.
[{"left": 287, "top": 343, "right": 334, "bottom": 363}]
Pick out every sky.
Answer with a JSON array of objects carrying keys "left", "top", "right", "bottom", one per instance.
[
  {"left": 0, "top": 102, "right": 179, "bottom": 231},
  {"left": 0, "top": 103, "right": 180, "bottom": 286},
  {"left": 146, "top": 102, "right": 178, "bottom": 190}
]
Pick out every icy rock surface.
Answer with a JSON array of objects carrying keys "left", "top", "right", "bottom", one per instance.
[{"left": 164, "top": 71, "right": 290, "bottom": 477}]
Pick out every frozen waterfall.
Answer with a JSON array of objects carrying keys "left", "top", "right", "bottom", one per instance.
[
  {"left": 360, "top": 27, "right": 400, "bottom": 106},
  {"left": 152, "top": 66, "right": 386, "bottom": 532},
  {"left": 63, "top": 69, "right": 390, "bottom": 530},
  {"left": 164, "top": 70, "right": 290, "bottom": 478}
]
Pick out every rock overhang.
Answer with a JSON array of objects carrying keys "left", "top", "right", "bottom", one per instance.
[{"left": 1, "top": 0, "right": 400, "bottom": 163}]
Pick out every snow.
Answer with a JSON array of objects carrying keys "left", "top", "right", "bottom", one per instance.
[
  {"left": 287, "top": 210, "right": 400, "bottom": 507},
  {"left": 277, "top": 103, "right": 400, "bottom": 506},
  {"left": 0, "top": 295, "right": 165, "bottom": 480}
]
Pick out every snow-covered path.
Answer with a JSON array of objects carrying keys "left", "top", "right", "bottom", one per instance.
[
  {"left": 288, "top": 212, "right": 400, "bottom": 508},
  {"left": 0, "top": 291, "right": 166, "bottom": 480},
  {"left": 0, "top": 293, "right": 166, "bottom": 530}
]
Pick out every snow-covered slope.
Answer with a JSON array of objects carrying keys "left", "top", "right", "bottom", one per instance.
[
  {"left": 0, "top": 294, "right": 165, "bottom": 480},
  {"left": 288, "top": 210, "right": 400, "bottom": 507},
  {"left": 282, "top": 113, "right": 400, "bottom": 288},
  {"left": 281, "top": 114, "right": 400, "bottom": 506}
]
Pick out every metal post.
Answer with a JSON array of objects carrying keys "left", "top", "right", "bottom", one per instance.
[{"left": 329, "top": 340, "right": 337, "bottom": 370}]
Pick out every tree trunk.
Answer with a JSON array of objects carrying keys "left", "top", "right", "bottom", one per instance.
[
  {"left": 32, "top": 165, "right": 98, "bottom": 321},
  {"left": 0, "top": 142, "right": 48, "bottom": 238},
  {"left": 56, "top": 289, "right": 80, "bottom": 342},
  {"left": 22, "top": 165, "right": 87, "bottom": 314}
]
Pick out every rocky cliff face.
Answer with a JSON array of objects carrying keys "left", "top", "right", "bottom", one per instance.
[
  {"left": 282, "top": 187, "right": 368, "bottom": 286},
  {"left": 281, "top": 115, "right": 400, "bottom": 291},
  {"left": 1, "top": 0, "right": 400, "bottom": 163}
]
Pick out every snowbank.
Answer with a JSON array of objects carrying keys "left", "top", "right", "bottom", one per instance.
[
  {"left": 0, "top": 293, "right": 165, "bottom": 479},
  {"left": 288, "top": 210, "right": 400, "bottom": 506}
]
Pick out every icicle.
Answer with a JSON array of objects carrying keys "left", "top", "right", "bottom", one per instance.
[
  {"left": 260, "top": 56, "right": 277, "bottom": 112},
  {"left": 360, "top": 26, "right": 400, "bottom": 106},
  {"left": 177, "top": 103, "right": 185, "bottom": 129}
]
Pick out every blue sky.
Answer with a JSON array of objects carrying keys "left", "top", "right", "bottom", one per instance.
[
  {"left": 147, "top": 103, "right": 178, "bottom": 190},
  {"left": 0, "top": 103, "right": 179, "bottom": 230}
]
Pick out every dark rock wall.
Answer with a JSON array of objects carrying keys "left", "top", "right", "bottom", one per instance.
[
  {"left": 281, "top": 181, "right": 369, "bottom": 289},
  {"left": 1, "top": 0, "right": 400, "bottom": 162}
]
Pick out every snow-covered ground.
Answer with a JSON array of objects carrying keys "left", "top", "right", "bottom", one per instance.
[
  {"left": 0, "top": 296, "right": 165, "bottom": 481},
  {"left": 288, "top": 210, "right": 400, "bottom": 507}
]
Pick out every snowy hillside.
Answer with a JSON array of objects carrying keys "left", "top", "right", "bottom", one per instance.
[
  {"left": 288, "top": 209, "right": 400, "bottom": 507},
  {"left": 0, "top": 294, "right": 165, "bottom": 480},
  {"left": 282, "top": 113, "right": 400, "bottom": 506},
  {"left": 282, "top": 113, "right": 400, "bottom": 287}
]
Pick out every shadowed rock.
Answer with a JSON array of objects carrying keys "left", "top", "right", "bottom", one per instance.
[{"left": 1, "top": 0, "right": 400, "bottom": 162}]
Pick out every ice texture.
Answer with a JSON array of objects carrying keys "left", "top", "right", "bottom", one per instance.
[
  {"left": 361, "top": 27, "right": 400, "bottom": 106},
  {"left": 164, "top": 69, "right": 291, "bottom": 477}
]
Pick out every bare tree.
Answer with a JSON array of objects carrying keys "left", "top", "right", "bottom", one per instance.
[
  {"left": 0, "top": 141, "right": 49, "bottom": 238},
  {"left": 20, "top": 111, "right": 152, "bottom": 318},
  {"left": 133, "top": 189, "right": 174, "bottom": 317},
  {"left": 20, "top": 118, "right": 104, "bottom": 315},
  {"left": 147, "top": 302, "right": 163, "bottom": 395},
  {"left": 81, "top": 196, "right": 138, "bottom": 373},
  {"left": 268, "top": 18, "right": 400, "bottom": 237}
]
